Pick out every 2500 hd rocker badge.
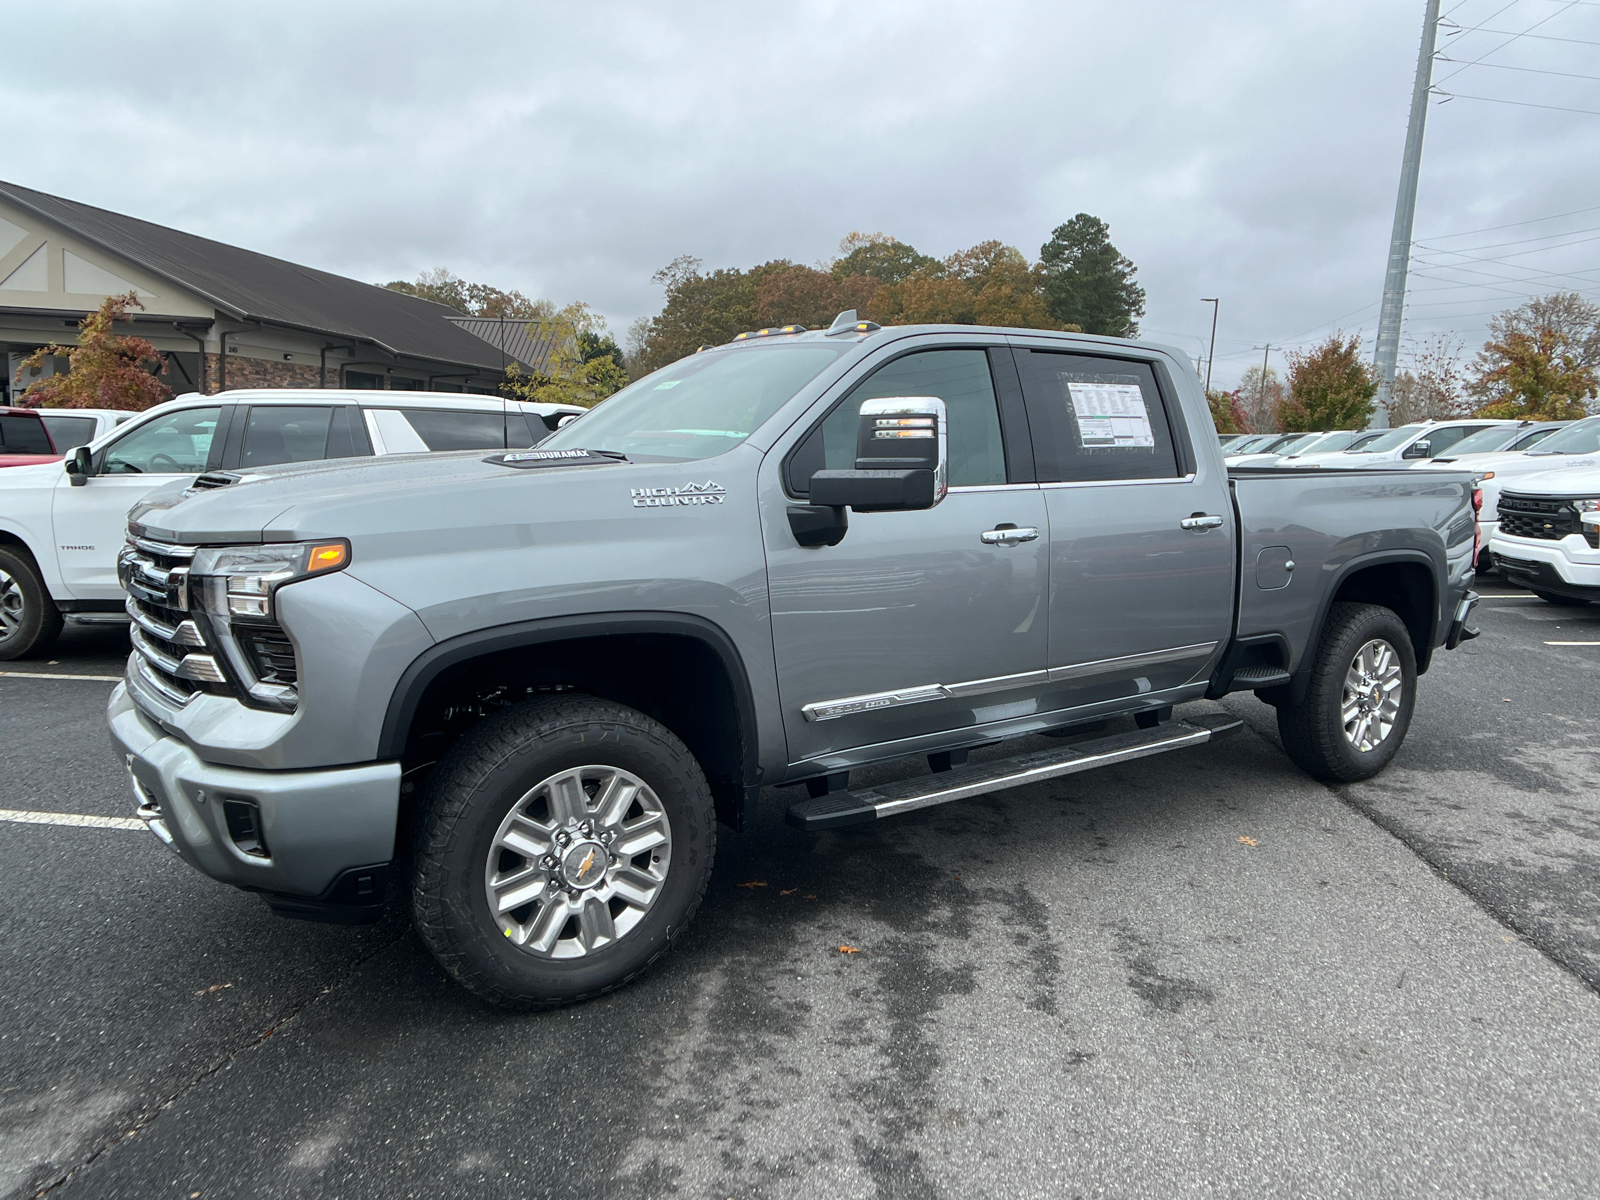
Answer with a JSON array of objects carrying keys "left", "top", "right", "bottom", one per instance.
[{"left": 110, "top": 311, "right": 1480, "bottom": 1009}]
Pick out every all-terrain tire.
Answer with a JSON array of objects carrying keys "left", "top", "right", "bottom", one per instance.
[
  {"left": 412, "top": 696, "right": 715, "bottom": 1010},
  {"left": 1531, "top": 589, "right": 1590, "bottom": 607},
  {"left": 1277, "top": 601, "right": 1416, "bottom": 783},
  {"left": 0, "top": 546, "right": 63, "bottom": 661}
]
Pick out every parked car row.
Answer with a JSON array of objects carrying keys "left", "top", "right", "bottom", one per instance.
[{"left": 0, "top": 389, "right": 583, "bottom": 658}]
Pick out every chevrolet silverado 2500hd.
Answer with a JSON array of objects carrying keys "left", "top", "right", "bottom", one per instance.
[{"left": 108, "top": 314, "right": 1481, "bottom": 1008}]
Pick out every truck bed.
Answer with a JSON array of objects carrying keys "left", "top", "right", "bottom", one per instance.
[{"left": 1227, "top": 465, "right": 1476, "bottom": 677}]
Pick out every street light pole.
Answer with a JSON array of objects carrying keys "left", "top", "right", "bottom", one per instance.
[
  {"left": 1201, "top": 298, "right": 1219, "bottom": 394},
  {"left": 1371, "top": 0, "right": 1441, "bottom": 429}
]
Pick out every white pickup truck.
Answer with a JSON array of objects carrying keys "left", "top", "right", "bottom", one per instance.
[{"left": 0, "top": 389, "right": 582, "bottom": 659}]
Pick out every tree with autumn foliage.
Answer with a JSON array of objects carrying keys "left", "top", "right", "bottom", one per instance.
[
  {"left": 501, "top": 302, "right": 628, "bottom": 409},
  {"left": 1278, "top": 334, "right": 1377, "bottom": 432},
  {"left": 384, "top": 268, "right": 546, "bottom": 319},
  {"left": 1206, "top": 389, "right": 1248, "bottom": 434},
  {"left": 1470, "top": 327, "right": 1597, "bottom": 420},
  {"left": 16, "top": 292, "right": 171, "bottom": 411}
]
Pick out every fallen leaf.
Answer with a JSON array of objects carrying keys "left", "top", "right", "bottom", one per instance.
[
  {"left": 1237, "top": 836, "right": 1258, "bottom": 847},
  {"left": 1502, "top": 698, "right": 1511, "bottom": 703},
  {"left": 838, "top": 945, "right": 862, "bottom": 954},
  {"left": 803, "top": 894, "right": 817, "bottom": 900},
  {"left": 779, "top": 888, "right": 797, "bottom": 895},
  {"left": 736, "top": 880, "right": 767, "bottom": 890},
  {"left": 954, "top": 875, "right": 961, "bottom": 882},
  {"left": 194, "top": 982, "right": 233, "bottom": 997}
]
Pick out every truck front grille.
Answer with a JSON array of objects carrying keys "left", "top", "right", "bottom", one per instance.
[
  {"left": 118, "top": 537, "right": 228, "bottom": 706},
  {"left": 1496, "top": 493, "right": 1595, "bottom": 546}
]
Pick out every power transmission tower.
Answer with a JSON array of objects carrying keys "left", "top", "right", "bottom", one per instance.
[
  {"left": 1201, "top": 298, "right": 1219, "bottom": 394},
  {"left": 1371, "top": 0, "right": 1441, "bottom": 429}
]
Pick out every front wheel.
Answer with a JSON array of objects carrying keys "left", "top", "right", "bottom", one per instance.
[
  {"left": 0, "top": 547, "right": 63, "bottom": 661},
  {"left": 1277, "top": 601, "right": 1416, "bottom": 783},
  {"left": 412, "top": 696, "right": 715, "bottom": 1009}
]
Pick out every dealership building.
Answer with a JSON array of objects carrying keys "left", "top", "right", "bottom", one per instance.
[{"left": 0, "top": 179, "right": 549, "bottom": 403}]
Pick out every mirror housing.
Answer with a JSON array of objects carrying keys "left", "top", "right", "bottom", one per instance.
[
  {"left": 1403, "top": 438, "right": 1432, "bottom": 459},
  {"left": 807, "top": 396, "right": 947, "bottom": 513},
  {"left": 64, "top": 445, "right": 93, "bottom": 486}
]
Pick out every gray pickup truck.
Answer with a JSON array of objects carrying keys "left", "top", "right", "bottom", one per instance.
[{"left": 109, "top": 313, "right": 1481, "bottom": 1008}]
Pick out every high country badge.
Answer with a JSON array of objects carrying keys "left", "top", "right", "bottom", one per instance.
[{"left": 631, "top": 482, "right": 727, "bottom": 508}]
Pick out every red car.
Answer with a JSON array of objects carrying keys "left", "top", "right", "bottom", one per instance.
[{"left": 0, "top": 407, "right": 60, "bottom": 468}]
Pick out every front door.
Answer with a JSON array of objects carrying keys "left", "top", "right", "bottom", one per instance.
[
  {"left": 764, "top": 345, "right": 1050, "bottom": 768},
  {"left": 50, "top": 404, "right": 224, "bottom": 600},
  {"left": 1012, "top": 346, "right": 1233, "bottom": 710}
]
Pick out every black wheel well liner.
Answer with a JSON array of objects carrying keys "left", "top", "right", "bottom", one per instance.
[
  {"left": 1285, "top": 551, "right": 1439, "bottom": 703},
  {"left": 379, "top": 612, "right": 763, "bottom": 831}
]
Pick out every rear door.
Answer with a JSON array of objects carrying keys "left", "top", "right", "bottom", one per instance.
[
  {"left": 763, "top": 340, "right": 1050, "bottom": 767},
  {"left": 1011, "top": 343, "right": 1233, "bottom": 709},
  {"left": 221, "top": 402, "right": 366, "bottom": 469}
]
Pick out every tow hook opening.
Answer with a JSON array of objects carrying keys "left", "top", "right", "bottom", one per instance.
[{"left": 222, "top": 797, "right": 270, "bottom": 859}]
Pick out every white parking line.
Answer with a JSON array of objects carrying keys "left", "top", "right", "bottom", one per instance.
[
  {"left": 1545, "top": 640, "right": 1600, "bottom": 646},
  {"left": 0, "top": 671, "right": 123, "bottom": 682},
  {"left": 0, "top": 808, "right": 145, "bottom": 831}
]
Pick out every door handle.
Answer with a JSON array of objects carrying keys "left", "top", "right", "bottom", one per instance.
[
  {"left": 981, "top": 526, "right": 1040, "bottom": 546},
  {"left": 1180, "top": 514, "right": 1226, "bottom": 531}
]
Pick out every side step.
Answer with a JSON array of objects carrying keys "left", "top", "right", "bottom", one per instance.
[
  {"left": 786, "top": 711, "right": 1243, "bottom": 831},
  {"left": 1229, "top": 665, "right": 1290, "bottom": 689}
]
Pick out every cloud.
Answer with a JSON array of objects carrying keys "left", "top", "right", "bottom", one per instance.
[{"left": 3, "top": 0, "right": 1595, "bottom": 387}]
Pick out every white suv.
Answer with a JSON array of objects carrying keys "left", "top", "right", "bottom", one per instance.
[
  {"left": 0, "top": 389, "right": 583, "bottom": 658},
  {"left": 1288, "top": 419, "right": 1515, "bottom": 469},
  {"left": 1489, "top": 460, "right": 1600, "bottom": 605}
]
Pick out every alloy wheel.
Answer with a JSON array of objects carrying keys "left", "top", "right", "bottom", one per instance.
[
  {"left": 483, "top": 765, "right": 672, "bottom": 959},
  {"left": 1340, "top": 638, "right": 1403, "bottom": 753}
]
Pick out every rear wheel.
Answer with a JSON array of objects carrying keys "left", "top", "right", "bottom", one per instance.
[
  {"left": 1531, "top": 589, "right": 1590, "bottom": 607},
  {"left": 412, "top": 696, "right": 715, "bottom": 1009},
  {"left": 1277, "top": 601, "right": 1416, "bottom": 783},
  {"left": 0, "top": 547, "right": 63, "bottom": 661}
]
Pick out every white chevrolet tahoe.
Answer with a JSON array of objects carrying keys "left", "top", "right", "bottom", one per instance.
[{"left": 0, "top": 389, "right": 582, "bottom": 659}]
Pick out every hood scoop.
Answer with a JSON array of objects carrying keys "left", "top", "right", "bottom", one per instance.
[
  {"left": 187, "top": 471, "right": 241, "bottom": 493},
  {"left": 483, "top": 448, "right": 625, "bottom": 470}
]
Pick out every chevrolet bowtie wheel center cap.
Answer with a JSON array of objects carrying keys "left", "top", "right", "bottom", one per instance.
[{"left": 561, "top": 840, "right": 608, "bottom": 890}]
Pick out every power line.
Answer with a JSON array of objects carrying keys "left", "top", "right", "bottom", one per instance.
[
  {"left": 1434, "top": 89, "right": 1600, "bottom": 116},
  {"left": 1433, "top": 1, "right": 1584, "bottom": 88},
  {"left": 1434, "top": 55, "right": 1600, "bottom": 82},
  {"left": 1417, "top": 204, "right": 1600, "bottom": 240},
  {"left": 1412, "top": 222, "right": 1600, "bottom": 254},
  {"left": 1436, "top": 26, "right": 1600, "bottom": 47}
]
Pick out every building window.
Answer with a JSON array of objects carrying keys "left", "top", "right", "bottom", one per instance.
[{"left": 346, "top": 371, "right": 384, "bottom": 389}]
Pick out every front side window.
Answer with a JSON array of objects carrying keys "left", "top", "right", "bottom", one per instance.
[
  {"left": 1016, "top": 351, "right": 1180, "bottom": 483},
  {"left": 40, "top": 414, "right": 96, "bottom": 450},
  {"left": 788, "top": 349, "right": 1007, "bottom": 493},
  {"left": 540, "top": 342, "right": 851, "bottom": 463},
  {"left": 1406, "top": 424, "right": 1483, "bottom": 458},
  {"left": 101, "top": 407, "right": 220, "bottom": 475},
  {"left": 1511, "top": 427, "right": 1558, "bottom": 450},
  {"left": 240, "top": 407, "right": 335, "bottom": 468}
]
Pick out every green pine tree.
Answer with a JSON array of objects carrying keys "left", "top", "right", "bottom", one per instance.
[{"left": 1037, "top": 214, "right": 1146, "bottom": 338}]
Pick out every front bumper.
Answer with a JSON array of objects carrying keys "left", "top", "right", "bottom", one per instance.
[
  {"left": 1489, "top": 530, "right": 1600, "bottom": 600},
  {"left": 109, "top": 684, "right": 402, "bottom": 910}
]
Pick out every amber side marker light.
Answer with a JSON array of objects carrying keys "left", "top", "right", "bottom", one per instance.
[{"left": 308, "top": 542, "right": 348, "bottom": 573}]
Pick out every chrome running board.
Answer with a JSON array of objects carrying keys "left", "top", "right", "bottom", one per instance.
[{"left": 785, "top": 712, "right": 1243, "bottom": 831}]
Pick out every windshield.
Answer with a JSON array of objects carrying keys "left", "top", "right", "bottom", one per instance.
[
  {"left": 1290, "top": 431, "right": 1355, "bottom": 455},
  {"left": 540, "top": 343, "right": 851, "bottom": 462},
  {"left": 1344, "top": 432, "right": 1385, "bottom": 451},
  {"left": 1271, "top": 433, "right": 1320, "bottom": 454},
  {"left": 1227, "top": 435, "right": 1271, "bottom": 453},
  {"left": 1528, "top": 416, "right": 1600, "bottom": 455},
  {"left": 1446, "top": 426, "right": 1518, "bottom": 456},
  {"left": 1346, "top": 425, "right": 1422, "bottom": 454}
]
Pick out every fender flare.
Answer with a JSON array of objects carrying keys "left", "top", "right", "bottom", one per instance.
[
  {"left": 377, "top": 610, "right": 764, "bottom": 826},
  {"left": 1282, "top": 548, "right": 1441, "bottom": 704}
]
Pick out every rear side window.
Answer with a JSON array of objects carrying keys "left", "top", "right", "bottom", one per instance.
[
  {"left": 1015, "top": 351, "right": 1180, "bottom": 482},
  {"left": 0, "top": 414, "right": 54, "bottom": 454},
  {"left": 40, "top": 414, "right": 95, "bottom": 450},
  {"left": 401, "top": 409, "right": 509, "bottom": 451},
  {"left": 241, "top": 406, "right": 335, "bottom": 468},
  {"left": 787, "top": 349, "right": 1008, "bottom": 493}
]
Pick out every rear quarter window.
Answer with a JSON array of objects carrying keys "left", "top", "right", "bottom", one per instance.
[{"left": 0, "top": 414, "right": 54, "bottom": 454}]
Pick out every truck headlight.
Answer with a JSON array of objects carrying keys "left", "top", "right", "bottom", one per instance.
[
  {"left": 1574, "top": 498, "right": 1599, "bottom": 513},
  {"left": 191, "top": 541, "right": 349, "bottom": 620},
  {"left": 189, "top": 540, "right": 349, "bottom": 712}
]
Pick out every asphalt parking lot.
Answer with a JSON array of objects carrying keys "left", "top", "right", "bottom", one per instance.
[{"left": 3, "top": 582, "right": 1598, "bottom": 1199}]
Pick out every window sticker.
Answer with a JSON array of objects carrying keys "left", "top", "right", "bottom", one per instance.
[{"left": 1066, "top": 382, "right": 1154, "bottom": 448}]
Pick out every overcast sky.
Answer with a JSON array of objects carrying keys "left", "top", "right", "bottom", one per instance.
[{"left": 4, "top": 0, "right": 1596, "bottom": 387}]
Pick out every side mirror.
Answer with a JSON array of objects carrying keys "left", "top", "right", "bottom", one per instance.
[
  {"left": 807, "top": 397, "right": 948, "bottom": 513},
  {"left": 1404, "top": 439, "right": 1431, "bottom": 459},
  {"left": 64, "top": 445, "right": 93, "bottom": 486}
]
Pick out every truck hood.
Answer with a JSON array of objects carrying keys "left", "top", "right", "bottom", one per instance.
[
  {"left": 128, "top": 446, "right": 745, "bottom": 546},
  {"left": 1497, "top": 465, "right": 1600, "bottom": 498}
]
